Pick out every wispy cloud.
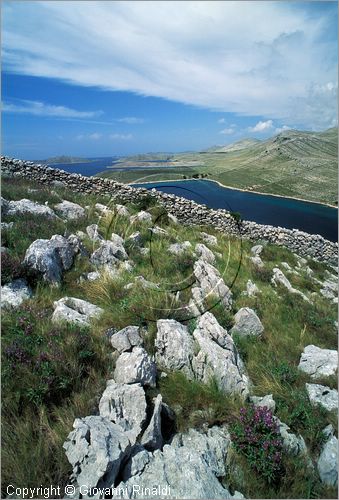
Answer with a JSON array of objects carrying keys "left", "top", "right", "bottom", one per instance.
[
  {"left": 248, "top": 120, "right": 274, "bottom": 133},
  {"left": 117, "top": 117, "right": 144, "bottom": 124},
  {"left": 275, "top": 125, "right": 291, "bottom": 134},
  {"left": 218, "top": 118, "right": 226, "bottom": 124},
  {"left": 76, "top": 133, "right": 103, "bottom": 141},
  {"left": 2, "top": 99, "right": 103, "bottom": 119},
  {"left": 2, "top": 2, "right": 337, "bottom": 129},
  {"left": 220, "top": 126, "right": 236, "bottom": 135},
  {"left": 109, "top": 133, "right": 133, "bottom": 141}
]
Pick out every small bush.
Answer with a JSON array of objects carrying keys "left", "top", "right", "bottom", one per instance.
[
  {"left": 230, "top": 211, "right": 242, "bottom": 222},
  {"left": 231, "top": 405, "right": 283, "bottom": 484},
  {"left": 252, "top": 266, "right": 272, "bottom": 283}
]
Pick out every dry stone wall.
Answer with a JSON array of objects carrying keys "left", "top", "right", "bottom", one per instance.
[{"left": 1, "top": 156, "right": 337, "bottom": 264}]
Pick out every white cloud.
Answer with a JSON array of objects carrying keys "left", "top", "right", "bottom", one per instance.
[
  {"left": 76, "top": 133, "right": 103, "bottom": 140},
  {"left": 117, "top": 117, "right": 144, "bottom": 124},
  {"left": 88, "top": 133, "right": 102, "bottom": 140},
  {"left": 220, "top": 127, "right": 235, "bottom": 135},
  {"left": 109, "top": 133, "right": 133, "bottom": 140},
  {"left": 2, "top": 2, "right": 337, "bottom": 128},
  {"left": 275, "top": 125, "right": 291, "bottom": 133},
  {"left": 248, "top": 120, "right": 274, "bottom": 133},
  {"left": 2, "top": 99, "right": 103, "bottom": 118},
  {"left": 218, "top": 118, "right": 226, "bottom": 124}
]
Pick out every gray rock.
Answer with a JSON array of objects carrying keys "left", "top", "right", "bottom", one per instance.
[
  {"left": 155, "top": 319, "right": 195, "bottom": 378},
  {"left": 317, "top": 434, "right": 338, "bottom": 487},
  {"left": 80, "top": 271, "right": 101, "bottom": 282},
  {"left": 121, "top": 426, "right": 235, "bottom": 499},
  {"left": 115, "top": 204, "right": 130, "bottom": 217},
  {"left": 126, "top": 232, "right": 143, "bottom": 247},
  {"left": 272, "top": 267, "right": 310, "bottom": 301},
  {"left": 130, "top": 211, "right": 152, "bottom": 224},
  {"left": 298, "top": 345, "right": 338, "bottom": 379},
  {"left": 111, "top": 233, "right": 125, "bottom": 246},
  {"left": 1, "top": 197, "right": 9, "bottom": 215},
  {"left": 281, "top": 261, "right": 292, "bottom": 272},
  {"left": 305, "top": 383, "right": 338, "bottom": 413},
  {"left": 168, "top": 241, "right": 192, "bottom": 255},
  {"left": 251, "top": 244, "right": 263, "bottom": 256},
  {"left": 141, "top": 394, "right": 163, "bottom": 451},
  {"left": 195, "top": 243, "right": 216, "bottom": 264},
  {"left": 277, "top": 419, "right": 308, "bottom": 456},
  {"left": 192, "top": 313, "right": 249, "bottom": 396},
  {"left": 110, "top": 326, "right": 143, "bottom": 353},
  {"left": 193, "top": 259, "right": 233, "bottom": 310},
  {"left": 125, "top": 276, "right": 159, "bottom": 291},
  {"left": 149, "top": 226, "right": 168, "bottom": 236},
  {"left": 121, "top": 445, "right": 152, "bottom": 482},
  {"left": 23, "top": 234, "right": 77, "bottom": 283},
  {"left": 114, "top": 347, "right": 156, "bottom": 387},
  {"left": 63, "top": 415, "right": 131, "bottom": 491},
  {"left": 5, "top": 198, "right": 56, "bottom": 218},
  {"left": 230, "top": 307, "right": 264, "bottom": 337},
  {"left": 86, "top": 224, "right": 103, "bottom": 241},
  {"left": 1, "top": 279, "right": 32, "bottom": 309},
  {"left": 99, "top": 381, "right": 147, "bottom": 443},
  {"left": 52, "top": 297, "right": 103, "bottom": 326},
  {"left": 250, "top": 255, "right": 264, "bottom": 268},
  {"left": 54, "top": 200, "right": 85, "bottom": 220},
  {"left": 91, "top": 240, "right": 128, "bottom": 266},
  {"left": 1, "top": 221, "right": 14, "bottom": 230},
  {"left": 95, "top": 202, "right": 113, "bottom": 216},
  {"left": 243, "top": 279, "right": 260, "bottom": 297},
  {"left": 250, "top": 394, "right": 276, "bottom": 412},
  {"left": 200, "top": 232, "right": 218, "bottom": 246},
  {"left": 168, "top": 213, "right": 178, "bottom": 224}
]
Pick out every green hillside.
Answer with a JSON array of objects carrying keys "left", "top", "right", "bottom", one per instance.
[{"left": 98, "top": 128, "right": 338, "bottom": 205}]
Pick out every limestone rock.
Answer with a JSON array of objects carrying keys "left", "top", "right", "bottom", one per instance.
[
  {"left": 194, "top": 259, "right": 233, "bottom": 310},
  {"left": 130, "top": 211, "right": 152, "bottom": 224},
  {"left": 317, "top": 434, "right": 338, "bottom": 487},
  {"left": 23, "top": 234, "right": 77, "bottom": 283},
  {"left": 5, "top": 198, "right": 56, "bottom": 218},
  {"left": 126, "top": 232, "right": 143, "bottom": 247},
  {"left": 110, "top": 326, "right": 143, "bottom": 353},
  {"left": 1, "top": 279, "right": 32, "bottom": 309},
  {"left": 250, "top": 255, "right": 264, "bottom": 268},
  {"left": 168, "top": 241, "right": 192, "bottom": 255},
  {"left": 99, "top": 381, "right": 147, "bottom": 443},
  {"left": 277, "top": 419, "right": 308, "bottom": 456},
  {"left": 111, "top": 233, "right": 125, "bottom": 246},
  {"left": 305, "top": 383, "right": 338, "bottom": 413},
  {"left": 230, "top": 307, "right": 264, "bottom": 337},
  {"left": 90, "top": 240, "right": 128, "bottom": 266},
  {"left": 195, "top": 243, "right": 216, "bottom": 264},
  {"left": 86, "top": 224, "right": 103, "bottom": 241},
  {"left": 115, "top": 204, "right": 130, "bottom": 217},
  {"left": 52, "top": 297, "right": 103, "bottom": 326},
  {"left": 200, "top": 232, "right": 218, "bottom": 246},
  {"left": 251, "top": 244, "right": 263, "bottom": 256},
  {"left": 149, "top": 226, "right": 168, "bottom": 236},
  {"left": 250, "top": 394, "right": 276, "bottom": 412},
  {"left": 141, "top": 394, "right": 163, "bottom": 451},
  {"left": 63, "top": 415, "right": 131, "bottom": 491},
  {"left": 243, "top": 279, "right": 260, "bottom": 297},
  {"left": 298, "top": 345, "right": 338, "bottom": 379},
  {"left": 272, "top": 267, "right": 310, "bottom": 301},
  {"left": 114, "top": 347, "right": 156, "bottom": 387},
  {"left": 155, "top": 319, "right": 195, "bottom": 378},
  {"left": 192, "top": 313, "right": 249, "bottom": 396},
  {"left": 54, "top": 200, "right": 85, "bottom": 220}
]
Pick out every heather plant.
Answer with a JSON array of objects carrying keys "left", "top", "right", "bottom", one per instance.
[{"left": 231, "top": 405, "right": 283, "bottom": 484}]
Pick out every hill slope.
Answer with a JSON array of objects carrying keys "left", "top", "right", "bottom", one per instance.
[{"left": 99, "top": 127, "right": 338, "bottom": 205}]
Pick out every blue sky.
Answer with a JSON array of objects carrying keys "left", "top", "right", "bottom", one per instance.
[{"left": 2, "top": 1, "right": 338, "bottom": 159}]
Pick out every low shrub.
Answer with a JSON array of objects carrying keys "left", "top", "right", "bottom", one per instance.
[{"left": 230, "top": 405, "right": 283, "bottom": 484}]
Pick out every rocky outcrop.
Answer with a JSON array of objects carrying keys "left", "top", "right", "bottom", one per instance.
[
  {"left": 99, "top": 381, "right": 147, "bottom": 443},
  {"left": 193, "top": 259, "right": 233, "bottom": 310},
  {"left": 195, "top": 243, "right": 216, "bottom": 264},
  {"left": 250, "top": 394, "right": 276, "bottom": 412},
  {"left": 114, "top": 347, "right": 157, "bottom": 387},
  {"left": 168, "top": 241, "right": 192, "bottom": 255},
  {"left": 3, "top": 197, "right": 57, "bottom": 218},
  {"left": 298, "top": 345, "right": 338, "bottom": 379},
  {"left": 230, "top": 307, "right": 264, "bottom": 337},
  {"left": 63, "top": 416, "right": 132, "bottom": 493},
  {"left": 140, "top": 394, "right": 163, "bottom": 451},
  {"left": 243, "top": 279, "right": 260, "bottom": 297},
  {"left": 1, "top": 279, "right": 32, "bottom": 309},
  {"left": 130, "top": 211, "right": 152, "bottom": 224},
  {"left": 271, "top": 267, "right": 309, "bottom": 301},
  {"left": 86, "top": 224, "right": 103, "bottom": 241},
  {"left": 52, "top": 297, "right": 103, "bottom": 326},
  {"left": 110, "top": 326, "right": 143, "bottom": 353},
  {"left": 305, "top": 383, "right": 338, "bottom": 413},
  {"left": 317, "top": 431, "right": 338, "bottom": 487},
  {"left": 54, "top": 200, "right": 85, "bottom": 220},
  {"left": 90, "top": 240, "right": 128, "bottom": 266},
  {"left": 23, "top": 234, "right": 78, "bottom": 283}
]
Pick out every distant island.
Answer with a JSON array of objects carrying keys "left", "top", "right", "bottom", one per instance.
[{"left": 39, "top": 155, "right": 91, "bottom": 164}]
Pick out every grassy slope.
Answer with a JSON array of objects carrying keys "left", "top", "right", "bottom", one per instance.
[
  {"left": 1, "top": 176, "right": 337, "bottom": 499},
  {"left": 99, "top": 127, "right": 338, "bottom": 205}
]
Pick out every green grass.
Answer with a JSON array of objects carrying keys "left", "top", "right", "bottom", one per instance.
[{"left": 1, "top": 176, "right": 337, "bottom": 499}]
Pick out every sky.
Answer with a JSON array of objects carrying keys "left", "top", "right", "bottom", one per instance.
[{"left": 1, "top": 0, "right": 338, "bottom": 159}]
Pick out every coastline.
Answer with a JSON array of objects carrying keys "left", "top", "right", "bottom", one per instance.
[{"left": 128, "top": 177, "right": 338, "bottom": 209}]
